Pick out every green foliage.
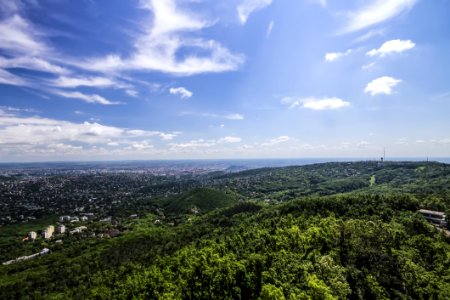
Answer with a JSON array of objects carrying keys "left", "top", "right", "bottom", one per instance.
[
  {"left": 162, "top": 187, "right": 239, "bottom": 214},
  {"left": 1, "top": 162, "right": 450, "bottom": 299}
]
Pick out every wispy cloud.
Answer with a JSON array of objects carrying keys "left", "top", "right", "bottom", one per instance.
[
  {"left": 169, "top": 135, "right": 242, "bottom": 150},
  {"left": 266, "top": 20, "right": 274, "bottom": 36},
  {"left": 179, "top": 111, "right": 245, "bottom": 120},
  {"left": 0, "top": 0, "right": 244, "bottom": 108},
  {"left": 362, "top": 62, "right": 376, "bottom": 70},
  {"left": 0, "top": 68, "right": 27, "bottom": 86},
  {"left": 414, "top": 138, "right": 450, "bottom": 145},
  {"left": 325, "top": 49, "right": 352, "bottom": 62},
  {"left": 169, "top": 139, "right": 216, "bottom": 149},
  {"left": 340, "top": 0, "right": 417, "bottom": 34},
  {"left": 0, "top": 56, "right": 69, "bottom": 74},
  {"left": 218, "top": 136, "right": 242, "bottom": 143},
  {"left": 125, "top": 89, "right": 138, "bottom": 97},
  {"left": 353, "top": 29, "right": 385, "bottom": 43},
  {"left": 261, "top": 135, "right": 291, "bottom": 146},
  {"left": 73, "top": 0, "right": 244, "bottom": 75},
  {"left": 282, "top": 97, "right": 351, "bottom": 110},
  {"left": 50, "top": 90, "right": 121, "bottom": 105},
  {"left": 169, "top": 87, "right": 193, "bottom": 99},
  {"left": 366, "top": 39, "right": 415, "bottom": 57},
  {"left": 224, "top": 113, "right": 244, "bottom": 120},
  {"left": 364, "top": 76, "right": 401, "bottom": 95},
  {"left": 0, "top": 14, "right": 48, "bottom": 55},
  {"left": 237, "top": 0, "right": 272, "bottom": 24},
  {"left": 49, "top": 76, "right": 118, "bottom": 88},
  {"left": 0, "top": 110, "right": 179, "bottom": 149}
]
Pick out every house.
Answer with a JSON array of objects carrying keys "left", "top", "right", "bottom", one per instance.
[
  {"left": 419, "top": 209, "right": 447, "bottom": 227},
  {"left": 42, "top": 225, "right": 55, "bottom": 239},
  {"left": 59, "top": 215, "right": 71, "bottom": 222},
  {"left": 28, "top": 231, "right": 37, "bottom": 241},
  {"left": 70, "top": 226, "right": 87, "bottom": 234},
  {"left": 57, "top": 224, "right": 65, "bottom": 234}
]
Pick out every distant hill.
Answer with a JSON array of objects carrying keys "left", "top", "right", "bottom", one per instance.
[{"left": 163, "top": 187, "right": 239, "bottom": 214}]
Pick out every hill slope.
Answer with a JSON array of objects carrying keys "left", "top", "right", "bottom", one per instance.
[
  {"left": 1, "top": 161, "right": 449, "bottom": 299},
  {"left": 163, "top": 187, "right": 239, "bottom": 214}
]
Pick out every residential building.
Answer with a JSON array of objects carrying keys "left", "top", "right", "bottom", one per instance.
[
  {"left": 28, "top": 231, "right": 37, "bottom": 241},
  {"left": 419, "top": 209, "right": 448, "bottom": 227},
  {"left": 42, "top": 225, "right": 55, "bottom": 239},
  {"left": 57, "top": 224, "right": 65, "bottom": 234}
]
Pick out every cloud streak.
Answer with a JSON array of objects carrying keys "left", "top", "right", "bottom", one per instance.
[
  {"left": 237, "top": 0, "right": 272, "bottom": 24},
  {"left": 50, "top": 90, "right": 121, "bottom": 105},
  {"left": 282, "top": 97, "right": 350, "bottom": 110},
  {"left": 73, "top": 0, "right": 244, "bottom": 75},
  {"left": 179, "top": 111, "right": 245, "bottom": 120},
  {"left": 0, "top": 14, "right": 48, "bottom": 55},
  {"left": 340, "top": 0, "right": 417, "bottom": 34}
]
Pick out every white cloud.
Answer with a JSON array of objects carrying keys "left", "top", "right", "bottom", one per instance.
[
  {"left": 169, "top": 136, "right": 241, "bottom": 150},
  {"left": 353, "top": 29, "right": 385, "bottom": 43},
  {"left": 237, "top": 0, "right": 272, "bottom": 24},
  {"left": 0, "top": 112, "right": 178, "bottom": 147},
  {"left": 170, "top": 139, "right": 216, "bottom": 149},
  {"left": 0, "top": 106, "right": 39, "bottom": 114},
  {"left": 340, "top": 0, "right": 417, "bottom": 34},
  {"left": 50, "top": 90, "right": 120, "bottom": 105},
  {"left": 325, "top": 49, "right": 352, "bottom": 62},
  {"left": 0, "top": 56, "right": 69, "bottom": 74},
  {"left": 262, "top": 135, "right": 291, "bottom": 146},
  {"left": 0, "top": 110, "right": 181, "bottom": 160},
  {"left": 430, "top": 138, "right": 450, "bottom": 145},
  {"left": 362, "top": 62, "right": 376, "bottom": 70},
  {"left": 125, "top": 89, "right": 139, "bottom": 97},
  {"left": 127, "top": 141, "right": 154, "bottom": 151},
  {"left": 282, "top": 97, "right": 350, "bottom": 110},
  {"left": 266, "top": 20, "right": 274, "bottom": 36},
  {"left": 303, "top": 98, "right": 350, "bottom": 110},
  {"left": 224, "top": 113, "right": 244, "bottom": 120},
  {"left": 364, "top": 76, "right": 401, "bottom": 95},
  {"left": 180, "top": 112, "right": 244, "bottom": 120},
  {"left": 50, "top": 76, "right": 117, "bottom": 88},
  {"left": 169, "top": 86, "right": 193, "bottom": 99},
  {"left": 0, "top": 68, "right": 27, "bottom": 86},
  {"left": 73, "top": 0, "right": 244, "bottom": 75},
  {"left": 140, "top": 0, "right": 206, "bottom": 35},
  {"left": 366, "top": 39, "right": 415, "bottom": 57},
  {"left": 0, "top": 14, "right": 48, "bottom": 55},
  {"left": 218, "top": 136, "right": 242, "bottom": 143}
]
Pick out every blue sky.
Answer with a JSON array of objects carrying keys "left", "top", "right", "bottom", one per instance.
[{"left": 0, "top": 0, "right": 449, "bottom": 161}]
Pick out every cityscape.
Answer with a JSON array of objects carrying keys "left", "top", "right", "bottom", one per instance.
[{"left": 1, "top": 0, "right": 450, "bottom": 298}]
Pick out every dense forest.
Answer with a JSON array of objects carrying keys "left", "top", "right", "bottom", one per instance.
[{"left": 1, "top": 161, "right": 450, "bottom": 299}]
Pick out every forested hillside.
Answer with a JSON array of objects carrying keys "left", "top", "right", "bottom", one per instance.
[{"left": 1, "top": 161, "right": 449, "bottom": 299}]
